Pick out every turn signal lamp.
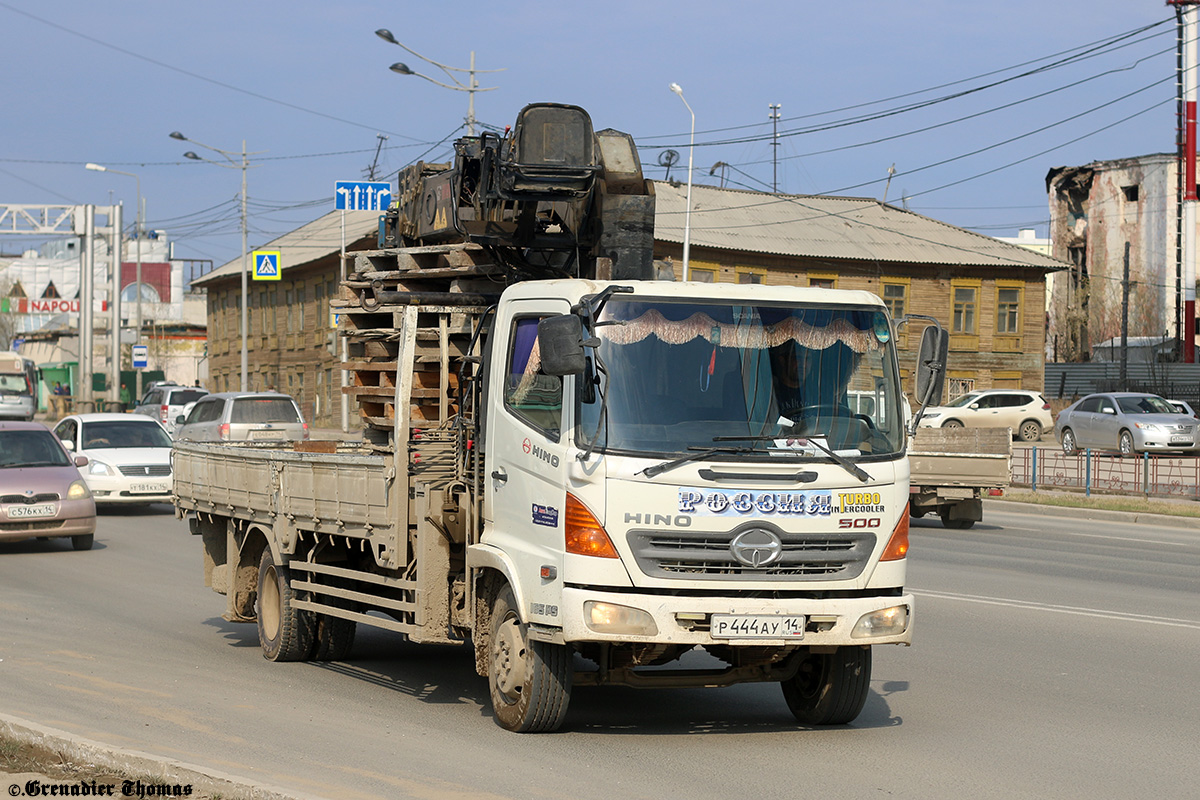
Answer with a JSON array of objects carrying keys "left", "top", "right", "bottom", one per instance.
[
  {"left": 880, "top": 505, "right": 910, "bottom": 561},
  {"left": 565, "top": 493, "right": 619, "bottom": 558}
]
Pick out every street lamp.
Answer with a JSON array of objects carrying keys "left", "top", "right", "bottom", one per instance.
[
  {"left": 170, "top": 131, "right": 252, "bottom": 392},
  {"left": 375, "top": 28, "right": 503, "bottom": 136},
  {"left": 669, "top": 82, "right": 695, "bottom": 282},
  {"left": 85, "top": 162, "right": 144, "bottom": 403}
]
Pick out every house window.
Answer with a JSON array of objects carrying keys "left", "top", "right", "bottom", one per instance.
[
  {"left": 881, "top": 282, "right": 907, "bottom": 319},
  {"left": 808, "top": 272, "right": 837, "bottom": 290},
  {"left": 953, "top": 286, "right": 977, "bottom": 334},
  {"left": 736, "top": 266, "right": 766, "bottom": 284},
  {"left": 997, "top": 287, "right": 1021, "bottom": 334},
  {"left": 690, "top": 268, "right": 716, "bottom": 283},
  {"left": 948, "top": 377, "right": 975, "bottom": 400},
  {"left": 1122, "top": 185, "right": 1139, "bottom": 202}
]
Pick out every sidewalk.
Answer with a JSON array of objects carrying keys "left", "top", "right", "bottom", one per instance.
[
  {"left": 0, "top": 713, "right": 310, "bottom": 800},
  {"left": 989, "top": 488, "right": 1200, "bottom": 529}
]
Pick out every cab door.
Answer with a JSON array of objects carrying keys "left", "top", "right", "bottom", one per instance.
[{"left": 483, "top": 300, "right": 573, "bottom": 617}]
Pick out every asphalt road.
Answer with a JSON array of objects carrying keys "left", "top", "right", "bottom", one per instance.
[{"left": 1, "top": 504, "right": 1196, "bottom": 799}]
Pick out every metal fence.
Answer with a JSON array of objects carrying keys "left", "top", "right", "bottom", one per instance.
[{"left": 1011, "top": 447, "right": 1200, "bottom": 499}]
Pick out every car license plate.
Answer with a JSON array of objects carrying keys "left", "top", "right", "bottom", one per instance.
[
  {"left": 711, "top": 614, "right": 805, "bottom": 639},
  {"left": 250, "top": 430, "right": 284, "bottom": 440},
  {"left": 129, "top": 482, "right": 168, "bottom": 494},
  {"left": 5, "top": 503, "right": 57, "bottom": 519},
  {"left": 1170, "top": 435, "right": 1191, "bottom": 444}
]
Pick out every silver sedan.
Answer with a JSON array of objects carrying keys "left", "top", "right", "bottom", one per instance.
[{"left": 1055, "top": 392, "right": 1197, "bottom": 455}]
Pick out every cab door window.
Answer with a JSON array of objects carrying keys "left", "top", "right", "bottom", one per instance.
[{"left": 504, "top": 317, "right": 562, "bottom": 440}]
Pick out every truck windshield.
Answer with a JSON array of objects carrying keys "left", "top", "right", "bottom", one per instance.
[
  {"left": 0, "top": 375, "right": 28, "bottom": 394},
  {"left": 576, "top": 299, "right": 905, "bottom": 459}
]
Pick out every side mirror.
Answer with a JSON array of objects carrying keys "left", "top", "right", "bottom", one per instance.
[
  {"left": 537, "top": 314, "right": 587, "bottom": 376},
  {"left": 60, "top": 439, "right": 75, "bottom": 451},
  {"left": 914, "top": 325, "right": 948, "bottom": 407},
  {"left": 176, "top": 415, "right": 187, "bottom": 425},
  {"left": 969, "top": 403, "right": 980, "bottom": 410},
  {"left": 73, "top": 455, "right": 89, "bottom": 467}
]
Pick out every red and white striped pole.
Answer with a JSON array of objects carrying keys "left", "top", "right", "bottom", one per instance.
[{"left": 1184, "top": 2, "right": 1197, "bottom": 363}]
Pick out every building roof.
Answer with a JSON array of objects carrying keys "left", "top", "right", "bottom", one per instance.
[
  {"left": 653, "top": 181, "right": 1070, "bottom": 271},
  {"left": 193, "top": 184, "right": 1069, "bottom": 288},
  {"left": 191, "top": 209, "right": 379, "bottom": 288}
]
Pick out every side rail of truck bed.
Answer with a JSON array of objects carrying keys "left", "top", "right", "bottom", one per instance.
[{"left": 172, "top": 441, "right": 399, "bottom": 543}]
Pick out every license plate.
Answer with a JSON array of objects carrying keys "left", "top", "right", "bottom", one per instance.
[
  {"left": 1170, "top": 435, "right": 1192, "bottom": 444},
  {"left": 250, "top": 430, "right": 284, "bottom": 440},
  {"left": 6, "top": 503, "right": 57, "bottom": 519},
  {"left": 711, "top": 614, "right": 805, "bottom": 639},
  {"left": 129, "top": 482, "right": 168, "bottom": 494}
]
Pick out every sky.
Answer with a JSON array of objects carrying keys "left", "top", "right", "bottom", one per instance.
[{"left": 0, "top": 0, "right": 1182, "bottom": 271}]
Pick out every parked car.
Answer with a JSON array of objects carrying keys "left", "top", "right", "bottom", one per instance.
[
  {"left": 916, "top": 389, "right": 1054, "bottom": 442},
  {"left": 53, "top": 413, "right": 173, "bottom": 506},
  {"left": 132, "top": 385, "right": 209, "bottom": 435},
  {"left": 174, "top": 392, "right": 309, "bottom": 443},
  {"left": 1167, "top": 399, "right": 1198, "bottom": 418},
  {"left": 1056, "top": 392, "right": 1197, "bottom": 455},
  {"left": 0, "top": 421, "right": 96, "bottom": 550}
]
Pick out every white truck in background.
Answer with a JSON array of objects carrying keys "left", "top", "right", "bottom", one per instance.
[
  {"left": 0, "top": 352, "right": 36, "bottom": 421},
  {"left": 172, "top": 103, "right": 949, "bottom": 732}
]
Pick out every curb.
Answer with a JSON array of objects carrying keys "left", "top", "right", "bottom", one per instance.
[
  {"left": 985, "top": 498, "right": 1200, "bottom": 529},
  {"left": 0, "top": 713, "right": 318, "bottom": 800}
]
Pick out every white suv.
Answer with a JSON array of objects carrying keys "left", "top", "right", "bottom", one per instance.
[
  {"left": 917, "top": 389, "right": 1054, "bottom": 442},
  {"left": 133, "top": 385, "right": 209, "bottom": 435}
]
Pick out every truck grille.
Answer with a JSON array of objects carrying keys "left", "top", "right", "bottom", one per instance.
[
  {"left": 118, "top": 464, "right": 172, "bottom": 477},
  {"left": 627, "top": 526, "right": 875, "bottom": 581}
]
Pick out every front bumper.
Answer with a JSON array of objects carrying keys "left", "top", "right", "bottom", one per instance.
[
  {"left": 84, "top": 475, "right": 172, "bottom": 505},
  {"left": 558, "top": 587, "right": 913, "bottom": 647},
  {"left": 0, "top": 511, "right": 96, "bottom": 542}
]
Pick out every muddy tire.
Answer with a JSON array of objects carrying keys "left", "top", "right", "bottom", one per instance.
[
  {"left": 1061, "top": 428, "right": 1079, "bottom": 455},
  {"left": 781, "top": 646, "right": 871, "bottom": 726},
  {"left": 70, "top": 534, "right": 94, "bottom": 551},
  {"left": 311, "top": 615, "right": 356, "bottom": 662},
  {"left": 256, "top": 548, "right": 313, "bottom": 662},
  {"left": 940, "top": 509, "right": 976, "bottom": 529},
  {"left": 1018, "top": 420, "right": 1042, "bottom": 442},
  {"left": 1118, "top": 430, "right": 1135, "bottom": 457},
  {"left": 488, "top": 584, "right": 571, "bottom": 732}
]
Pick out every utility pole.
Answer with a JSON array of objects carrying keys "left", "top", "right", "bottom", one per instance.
[
  {"left": 1121, "top": 241, "right": 1132, "bottom": 388},
  {"left": 1170, "top": 0, "right": 1198, "bottom": 362},
  {"left": 768, "top": 103, "right": 782, "bottom": 193}
]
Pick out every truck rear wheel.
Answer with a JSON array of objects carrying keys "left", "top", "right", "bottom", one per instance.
[
  {"left": 256, "top": 548, "right": 313, "bottom": 662},
  {"left": 311, "top": 615, "right": 356, "bottom": 661},
  {"left": 487, "top": 584, "right": 571, "bottom": 732},
  {"left": 939, "top": 509, "right": 976, "bottom": 529},
  {"left": 782, "top": 646, "right": 871, "bottom": 725}
]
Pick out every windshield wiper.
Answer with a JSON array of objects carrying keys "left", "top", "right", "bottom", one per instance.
[
  {"left": 640, "top": 445, "right": 759, "bottom": 478},
  {"left": 713, "top": 434, "right": 871, "bottom": 483}
]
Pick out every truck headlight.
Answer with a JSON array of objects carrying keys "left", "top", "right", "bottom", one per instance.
[
  {"left": 851, "top": 605, "right": 909, "bottom": 638},
  {"left": 583, "top": 601, "right": 658, "bottom": 636}
]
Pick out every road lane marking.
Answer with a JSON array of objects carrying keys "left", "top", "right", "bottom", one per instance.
[{"left": 913, "top": 588, "right": 1200, "bottom": 630}]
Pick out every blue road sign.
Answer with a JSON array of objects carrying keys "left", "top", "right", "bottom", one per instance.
[
  {"left": 253, "top": 251, "right": 281, "bottom": 281},
  {"left": 132, "top": 344, "right": 148, "bottom": 369},
  {"left": 335, "top": 181, "right": 392, "bottom": 211}
]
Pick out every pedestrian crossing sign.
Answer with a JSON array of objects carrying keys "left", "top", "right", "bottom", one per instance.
[{"left": 253, "top": 251, "right": 281, "bottom": 281}]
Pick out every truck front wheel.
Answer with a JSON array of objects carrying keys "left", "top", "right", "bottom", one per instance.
[
  {"left": 256, "top": 548, "right": 314, "bottom": 662},
  {"left": 487, "top": 584, "right": 571, "bottom": 732},
  {"left": 781, "top": 646, "right": 871, "bottom": 725}
]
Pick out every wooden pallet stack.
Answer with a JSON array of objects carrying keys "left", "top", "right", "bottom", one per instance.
[{"left": 334, "top": 243, "right": 502, "bottom": 458}]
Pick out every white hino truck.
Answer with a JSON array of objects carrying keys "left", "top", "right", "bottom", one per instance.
[{"left": 172, "top": 103, "right": 947, "bottom": 732}]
